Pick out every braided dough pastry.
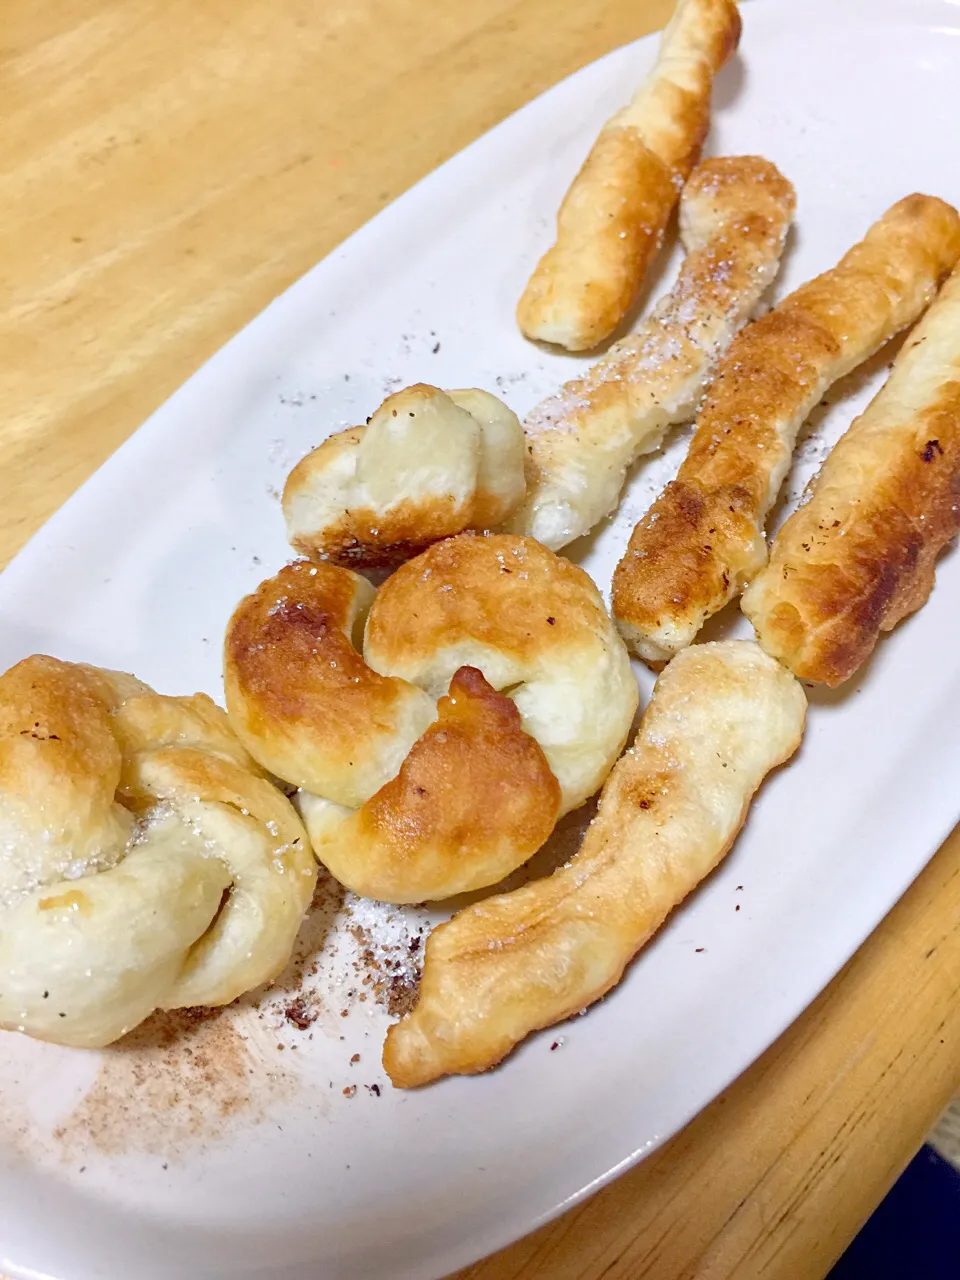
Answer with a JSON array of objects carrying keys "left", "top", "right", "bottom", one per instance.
[
  {"left": 224, "top": 534, "right": 638, "bottom": 904},
  {"left": 282, "top": 384, "right": 525, "bottom": 568},
  {"left": 516, "top": 0, "right": 741, "bottom": 351},
  {"left": 0, "top": 656, "right": 316, "bottom": 1048},
  {"left": 612, "top": 194, "right": 960, "bottom": 663},
  {"left": 509, "top": 156, "right": 795, "bottom": 550},
  {"left": 384, "top": 640, "right": 805, "bottom": 1087},
  {"left": 743, "top": 263, "right": 960, "bottom": 685}
]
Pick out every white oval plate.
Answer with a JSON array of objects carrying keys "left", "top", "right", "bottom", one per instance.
[{"left": 2, "top": 0, "right": 960, "bottom": 1275}]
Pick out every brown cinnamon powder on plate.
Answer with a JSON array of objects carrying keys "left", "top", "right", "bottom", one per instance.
[{"left": 53, "top": 1007, "right": 291, "bottom": 1160}]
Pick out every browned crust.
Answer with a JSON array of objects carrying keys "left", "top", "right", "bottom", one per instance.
[
  {"left": 282, "top": 384, "right": 524, "bottom": 568},
  {"left": 0, "top": 656, "right": 122, "bottom": 831},
  {"left": 359, "top": 667, "right": 559, "bottom": 851},
  {"left": 516, "top": 129, "right": 679, "bottom": 352},
  {"left": 383, "top": 641, "right": 805, "bottom": 1087},
  {"left": 365, "top": 533, "right": 614, "bottom": 670},
  {"left": 290, "top": 496, "right": 465, "bottom": 570},
  {"left": 283, "top": 415, "right": 473, "bottom": 569},
  {"left": 0, "top": 657, "right": 303, "bottom": 841},
  {"left": 612, "top": 475, "right": 758, "bottom": 650},
  {"left": 326, "top": 667, "right": 561, "bottom": 902},
  {"left": 516, "top": 0, "right": 741, "bottom": 351},
  {"left": 613, "top": 194, "right": 960, "bottom": 661},
  {"left": 743, "top": 270, "right": 960, "bottom": 685},
  {"left": 225, "top": 533, "right": 634, "bottom": 858},
  {"left": 223, "top": 560, "right": 417, "bottom": 797}
]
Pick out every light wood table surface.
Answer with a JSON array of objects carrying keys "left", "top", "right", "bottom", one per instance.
[{"left": 4, "top": 2, "right": 960, "bottom": 1277}]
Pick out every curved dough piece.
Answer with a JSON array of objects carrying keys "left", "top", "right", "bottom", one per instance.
[
  {"left": 743, "top": 263, "right": 960, "bottom": 685},
  {"left": 299, "top": 666, "right": 561, "bottom": 904},
  {"left": 383, "top": 640, "right": 805, "bottom": 1087},
  {"left": 612, "top": 194, "right": 960, "bottom": 663},
  {"left": 282, "top": 384, "right": 525, "bottom": 568},
  {"left": 364, "top": 534, "right": 639, "bottom": 812},
  {"left": 516, "top": 0, "right": 741, "bottom": 351},
  {"left": 509, "top": 156, "right": 795, "bottom": 549},
  {"left": 223, "top": 560, "right": 434, "bottom": 809}
]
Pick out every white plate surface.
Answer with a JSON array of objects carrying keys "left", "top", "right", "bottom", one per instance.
[{"left": 3, "top": 1, "right": 960, "bottom": 1275}]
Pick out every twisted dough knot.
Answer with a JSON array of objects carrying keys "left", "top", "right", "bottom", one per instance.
[
  {"left": 282, "top": 384, "right": 526, "bottom": 569},
  {"left": 224, "top": 534, "right": 638, "bottom": 903},
  {"left": 0, "top": 656, "right": 316, "bottom": 1048}
]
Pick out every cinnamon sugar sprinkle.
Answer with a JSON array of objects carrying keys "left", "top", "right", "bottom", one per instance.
[
  {"left": 19, "top": 811, "right": 603, "bottom": 1163},
  {"left": 254, "top": 873, "right": 430, "bottom": 1031},
  {"left": 54, "top": 1006, "right": 289, "bottom": 1159},
  {"left": 34, "top": 873, "right": 433, "bottom": 1161}
]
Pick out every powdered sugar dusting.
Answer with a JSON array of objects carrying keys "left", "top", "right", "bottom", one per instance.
[
  {"left": 254, "top": 874, "right": 430, "bottom": 1032},
  {"left": 344, "top": 894, "right": 427, "bottom": 1016},
  {"left": 523, "top": 326, "right": 694, "bottom": 439}
]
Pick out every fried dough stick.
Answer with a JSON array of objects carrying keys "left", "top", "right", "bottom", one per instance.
[
  {"left": 511, "top": 156, "right": 795, "bottom": 550},
  {"left": 384, "top": 641, "right": 805, "bottom": 1087},
  {"left": 743, "top": 263, "right": 960, "bottom": 685},
  {"left": 517, "top": 0, "right": 741, "bottom": 351},
  {"left": 612, "top": 195, "right": 960, "bottom": 664}
]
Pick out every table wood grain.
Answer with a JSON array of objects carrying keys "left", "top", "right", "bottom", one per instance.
[{"left": 4, "top": 3, "right": 960, "bottom": 1277}]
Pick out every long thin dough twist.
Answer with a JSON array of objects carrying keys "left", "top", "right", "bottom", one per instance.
[
  {"left": 743, "top": 263, "right": 960, "bottom": 685},
  {"left": 509, "top": 156, "right": 795, "bottom": 550},
  {"left": 516, "top": 0, "right": 741, "bottom": 351},
  {"left": 612, "top": 194, "right": 960, "bottom": 664},
  {"left": 383, "top": 641, "right": 805, "bottom": 1087}
]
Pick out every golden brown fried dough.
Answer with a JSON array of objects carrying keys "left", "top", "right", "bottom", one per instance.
[
  {"left": 613, "top": 194, "right": 960, "bottom": 663},
  {"left": 509, "top": 157, "right": 795, "bottom": 548},
  {"left": 743, "top": 263, "right": 960, "bottom": 685},
  {"left": 224, "top": 535, "right": 638, "bottom": 903},
  {"left": 384, "top": 641, "right": 805, "bottom": 1086},
  {"left": 304, "top": 666, "right": 561, "bottom": 904},
  {"left": 516, "top": 0, "right": 741, "bottom": 351}
]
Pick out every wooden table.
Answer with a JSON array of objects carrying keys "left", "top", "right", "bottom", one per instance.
[{"left": 5, "top": 2, "right": 960, "bottom": 1276}]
